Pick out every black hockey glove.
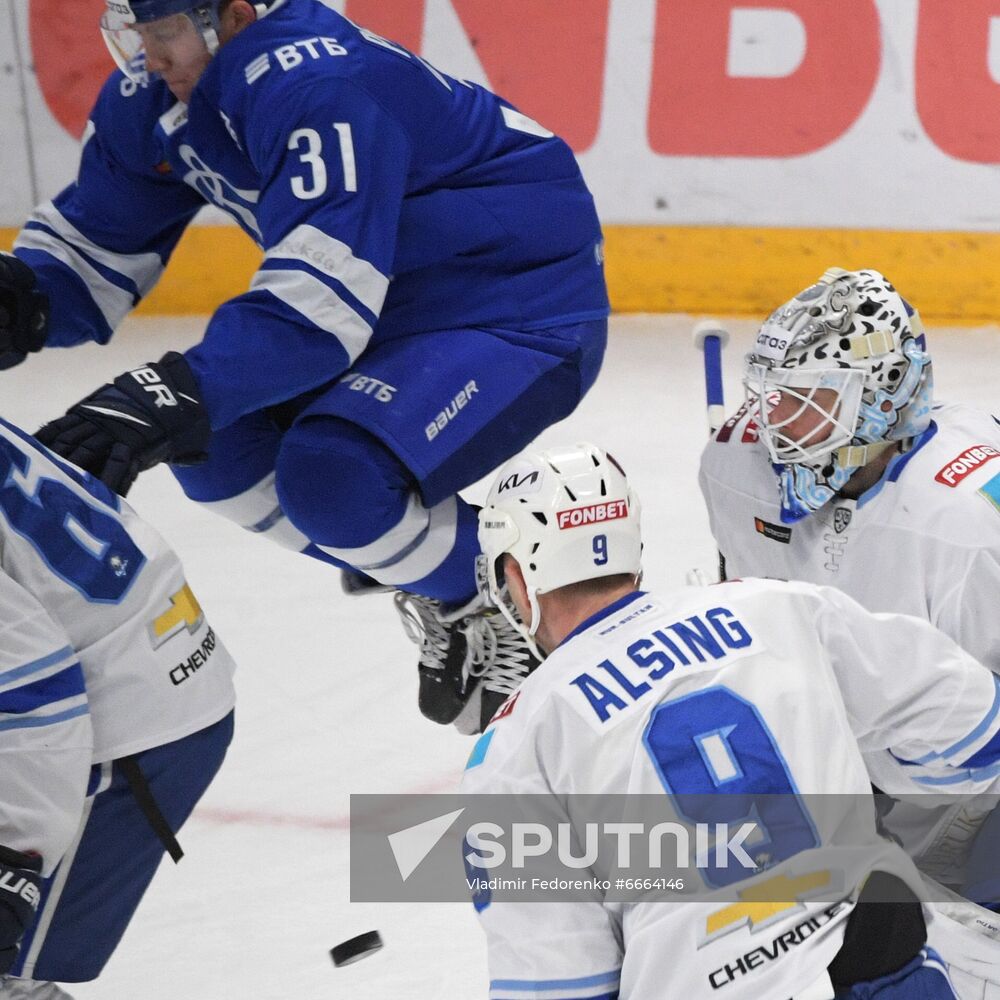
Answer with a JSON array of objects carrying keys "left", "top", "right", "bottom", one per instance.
[
  {"left": 0, "top": 252, "right": 49, "bottom": 370},
  {"left": 35, "top": 351, "right": 211, "bottom": 496},
  {"left": 0, "top": 845, "right": 42, "bottom": 975}
]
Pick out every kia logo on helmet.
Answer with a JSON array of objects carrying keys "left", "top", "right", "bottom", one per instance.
[{"left": 497, "top": 471, "right": 540, "bottom": 494}]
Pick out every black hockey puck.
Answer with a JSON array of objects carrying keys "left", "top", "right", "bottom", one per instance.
[{"left": 330, "top": 930, "right": 383, "bottom": 967}]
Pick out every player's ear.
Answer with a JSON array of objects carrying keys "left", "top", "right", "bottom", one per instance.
[
  {"left": 502, "top": 555, "right": 531, "bottom": 626},
  {"left": 220, "top": 0, "right": 258, "bottom": 42}
]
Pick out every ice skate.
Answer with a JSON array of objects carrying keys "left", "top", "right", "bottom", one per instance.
[{"left": 394, "top": 591, "right": 539, "bottom": 733}]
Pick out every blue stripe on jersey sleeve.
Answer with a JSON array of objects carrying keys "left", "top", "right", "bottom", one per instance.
[
  {"left": 0, "top": 664, "right": 86, "bottom": 713},
  {"left": 490, "top": 969, "right": 621, "bottom": 998},
  {"left": 22, "top": 221, "right": 143, "bottom": 303},
  {"left": 898, "top": 675, "right": 1000, "bottom": 768},
  {"left": 0, "top": 646, "right": 76, "bottom": 688},
  {"left": 950, "top": 675, "right": 1000, "bottom": 764},
  {"left": 914, "top": 760, "right": 1000, "bottom": 786},
  {"left": 494, "top": 993, "right": 618, "bottom": 1000},
  {"left": 961, "top": 725, "right": 1000, "bottom": 769},
  {"left": 0, "top": 703, "right": 89, "bottom": 732},
  {"left": 490, "top": 990, "right": 618, "bottom": 1000}
]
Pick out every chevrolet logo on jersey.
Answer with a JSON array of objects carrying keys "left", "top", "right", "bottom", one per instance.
[
  {"left": 703, "top": 869, "right": 835, "bottom": 942},
  {"left": 149, "top": 583, "right": 204, "bottom": 648}
]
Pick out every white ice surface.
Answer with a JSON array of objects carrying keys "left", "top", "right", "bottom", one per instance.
[{"left": 3, "top": 314, "right": 999, "bottom": 999}]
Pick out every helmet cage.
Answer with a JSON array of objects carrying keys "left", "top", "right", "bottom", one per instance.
[
  {"left": 100, "top": 2, "right": 222, "bottom": 83},
  {"left": 745, "top": 363, "right": 865, "bottom": 466}
]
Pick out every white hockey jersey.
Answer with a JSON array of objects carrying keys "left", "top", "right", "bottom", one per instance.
[
  {"left": 698, "top": 401, "right": 1000, "bottom": 675},
  {"left": 462, "top": 581, "right": 1000, "bottom": 1000},
  {"left": 698, "top": 399, "right": 1000, "bottom": 990},
  {"left": 0, "top": 572, "right": 91, "bottom": 875},
  {"left": 0, "top": 418, "right": 236, "bottom": 762}
]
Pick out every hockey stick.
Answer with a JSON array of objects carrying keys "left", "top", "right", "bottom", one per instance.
[
  {"left": 692, "top": 319, "right": 730, "bottom": 437},
  {"left": 690, "top": 320, "right": 731, "bottom": 583}
]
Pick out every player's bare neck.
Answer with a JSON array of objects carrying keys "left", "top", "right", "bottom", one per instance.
[
  {"left": 838, "top": 442, "right": 902, "bottom": 500},
  {"left": 540, "top": 582, "right": 640, "bottom": 652}
]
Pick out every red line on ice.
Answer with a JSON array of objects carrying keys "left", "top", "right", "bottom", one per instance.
[{"left": 191, "top": 773, "right": 463, "bottom": 832}]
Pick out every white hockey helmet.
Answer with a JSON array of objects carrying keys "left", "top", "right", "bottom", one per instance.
[
  {"left": 744, "top": 267, "right": 933, "bottom": 522},
  {"left": 478, "top": 443, "right": 642, "bottom": 646}
]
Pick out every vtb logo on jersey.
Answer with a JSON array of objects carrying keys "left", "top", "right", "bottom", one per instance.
[{"left": 148, "top": 583, "right": 205, "bottom": 649}]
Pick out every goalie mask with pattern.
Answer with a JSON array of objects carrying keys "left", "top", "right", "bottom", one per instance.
[{"left": 744, "top": 267, "right": 933, "bottom": 523}]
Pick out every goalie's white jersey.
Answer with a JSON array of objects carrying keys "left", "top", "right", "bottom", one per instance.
[
  {"left": 0, "top": 417, "right": 236, "bottom": 763},
  {"left": 698, "top": 401, "right": 1000, "bottom": 675},
  {"left": 462, "top": 580, "right": 1000, "bottom": 1000}
]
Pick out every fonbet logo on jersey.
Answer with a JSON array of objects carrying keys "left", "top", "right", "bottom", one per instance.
[{"left": 934, "top": 445, "right": 1000, "bottom": 486}]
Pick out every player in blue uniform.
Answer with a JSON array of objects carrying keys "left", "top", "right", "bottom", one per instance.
[{"left": 2, "top": 0, "right": 610, "bottom": 732}]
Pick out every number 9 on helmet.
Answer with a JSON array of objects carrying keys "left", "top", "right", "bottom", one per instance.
[{"left": 477, "top": 443, "right": 642, "bottom": 650}]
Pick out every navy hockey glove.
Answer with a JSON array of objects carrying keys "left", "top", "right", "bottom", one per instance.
[
  {"left": 35, "top": 352, "right": 211, "bottom": 496},
  {"left": 0, "top": 252, "right": 49, "bottom": 370},
  {"left": 0, "top": 845, "right": 42, "bottom": 975}
]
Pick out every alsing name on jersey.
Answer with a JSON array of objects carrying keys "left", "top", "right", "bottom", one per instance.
[{"left": 568, "top": 604, "right": 759, "bottom": 729}]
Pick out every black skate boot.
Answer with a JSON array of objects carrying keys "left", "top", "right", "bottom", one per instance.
[
  {"left": 394, "top": 590, "right": 540, "bottom": 733},
  {"left": 393, "top": 592, "right": 484, "bottom": 726}
]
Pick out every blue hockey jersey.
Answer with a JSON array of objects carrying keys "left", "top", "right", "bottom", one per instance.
[{"left": 15, "top": 0, "right": 610, "bottom": 429}]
